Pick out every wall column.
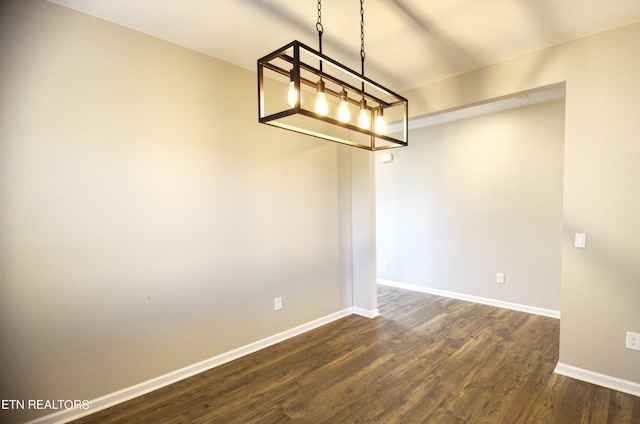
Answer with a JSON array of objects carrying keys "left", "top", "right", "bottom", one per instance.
[{"left": 350, "top": 149, "right": 378, "bottom": 317}]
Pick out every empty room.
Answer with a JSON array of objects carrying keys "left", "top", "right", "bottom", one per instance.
[{"left": 1, "top": 1, "right": 639, "bottom": 423}]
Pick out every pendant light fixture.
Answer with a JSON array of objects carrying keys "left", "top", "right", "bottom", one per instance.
[{"left": 258, "top": 0, "right": 408, "bottom": 151}]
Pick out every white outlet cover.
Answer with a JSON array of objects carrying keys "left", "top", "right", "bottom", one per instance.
[
  {"left": 575, "top": 233, "right": 586, "bottom": 248},
  {"left": 626, "top": 331, "right": 640, "bottom": 351}
]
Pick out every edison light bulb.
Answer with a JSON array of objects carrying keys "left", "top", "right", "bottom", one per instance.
[
  {"left": 287, "top": 69, "right": 300, "bottom": 107},
  {"left": 374, "top": 107, "right": 385, "bottom": 134},
  {"left": 315, "top": 80, "right": 329, "bottom": 115},
  {"left": 358, "top": 99, "right": 370, "bottom": 129},
  {"left": 316, "top": 92, "right": 328, "bottom": 115},
  {"left": 287, "top": 80, "right": 298, "bottom": 107},
  {"left": 338, "top": 90, "right": 350, "bottom": 122}
]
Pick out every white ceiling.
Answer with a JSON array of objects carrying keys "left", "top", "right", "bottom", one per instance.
[{"left": 49, "top": 0, "right": 640, "bottom": 93}]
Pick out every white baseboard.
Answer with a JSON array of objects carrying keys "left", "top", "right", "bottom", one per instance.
[
  {"left": 26, "top": 308, "right": 356, "bottom": 424},
  {"left": 378, "top": 279, "right": 561, "bottom": 319},
  {"left": 353, "top": 307, "right": 380, "bottom": 318},
  {"left": 555, "top": 363, "right": 640, "bottom": 398}
]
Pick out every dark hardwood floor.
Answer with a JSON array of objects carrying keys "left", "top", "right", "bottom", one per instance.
[{"left": 71, "top": 285, "right": 640, "bottom": 423}]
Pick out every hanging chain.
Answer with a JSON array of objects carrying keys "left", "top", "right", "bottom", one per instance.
[
  {"left": 360, "top": 0, "right": 365, "bottom": 63},
  {"left": 317, "top": 0, "right": 323, "bottom": 73},
  {"left": 316, "top": 0, "right": 323, "bottom": 35},
  {"left": 360, "top": 0, "right": 366, "bottom": 91}
]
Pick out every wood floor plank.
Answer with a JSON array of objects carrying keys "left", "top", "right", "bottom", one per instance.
[{"left": 71, "top": 285, "right": 640, "bottom": 423}]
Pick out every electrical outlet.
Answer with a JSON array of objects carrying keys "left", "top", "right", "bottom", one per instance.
[
  {"left": 383, "top": 259, "right": 390, "bottom": 267},
  {"left": 626, "top": 331, "right": 640, "bottom": 351},
  {"left": 496, "top": 273, "right": 505, "bottom": 284},
  {"left": 274, "top": 297, "right": 282, "bottom": 311}
]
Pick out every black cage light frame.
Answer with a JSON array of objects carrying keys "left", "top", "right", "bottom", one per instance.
[{"left": 257, "top": 40, "right": 408, "bottom": 150}]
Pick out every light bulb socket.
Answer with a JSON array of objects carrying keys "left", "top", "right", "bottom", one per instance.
[
  {"left": 340, "top": 89, "right": 348, "bottom": 102},
  {"left": 375, "top": 106, "right": 384, "bottom": 117},
  {"left": 359, "top": 98, "right": 367, "bottom": 110},
  {"left": 317, "top": 79, "right": 325, "bottom": 93}
]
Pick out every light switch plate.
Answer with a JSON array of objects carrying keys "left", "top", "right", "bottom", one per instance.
[{"left": 575, "top": 233, "right": 586, "bottom": 248}]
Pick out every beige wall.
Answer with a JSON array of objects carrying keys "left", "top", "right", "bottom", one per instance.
[
  {"left": 0, "top": 1, "right": 353, "bottom": 422},
  {"left": 377, "top": 99, "right": 565, "bottom": 312},
  {"left": 1, "top": 1, "right": 638, "bottom": 422},
  {"left": 405, "top": 22, "right": 640, "bottom": 384}
]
